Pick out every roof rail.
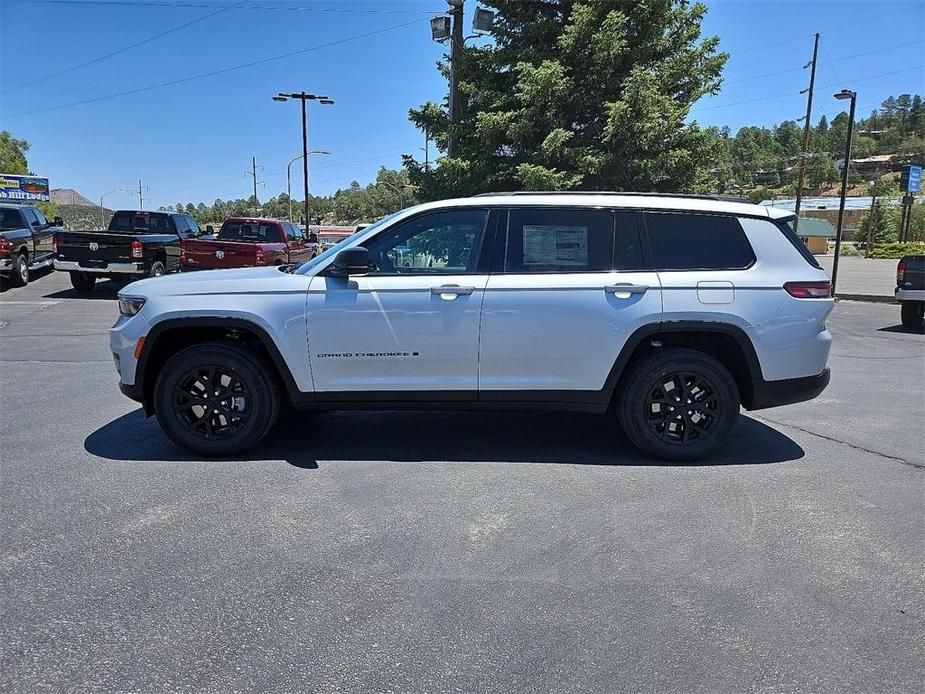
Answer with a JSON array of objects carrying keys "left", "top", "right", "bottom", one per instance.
[{"left": 472, "top": 191, "right": 751, "bottom": 204}]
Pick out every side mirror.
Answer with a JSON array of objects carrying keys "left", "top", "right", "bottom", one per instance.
[
  {"left": 330, "top": 247, "right": 370, "bottom": 276},
  {"left": 54, "top": 216, "right": 64, "bottom": 227},
  {"left": 307, "top": 233, "right": 318, "bottom": 244}
]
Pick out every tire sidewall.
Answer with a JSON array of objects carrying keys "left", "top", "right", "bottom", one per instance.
[
  {"left": 619, "top": 349, "right": 740, "bottom": 462},
  {"left": 12, "top": 254, "right": 28, "bottom": 287},
  {"left": 154, "top": 343, "right": 279, "bottom": 456},
  {"left": 149, "top": 261, "right": 166, "bottom": 278}
]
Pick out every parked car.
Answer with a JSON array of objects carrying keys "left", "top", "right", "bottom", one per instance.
[
  {"left": 110, "top": 192, "right": 834, "bottom": 461},
  {"left": 180, "top": 218, "right": 316, "bottom": 271},
  {"left": 896, "top": 254, "right": 924, "bottom": 330},
  {"left": 0, "top": 203, "right": 61, "bottom": 287},
  {"left": 54, "top": 210, "right": 198, "bottom": 291}
]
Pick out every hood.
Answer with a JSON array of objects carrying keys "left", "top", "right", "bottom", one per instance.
[{"left": 121, "top": 266, "right": 307, "bottom": 298}]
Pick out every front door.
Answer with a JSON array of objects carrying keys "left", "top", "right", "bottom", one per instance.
[
  {"left": 306, "top": 207, "right": 492, "bottom": 396},
  {"left": 479, "top": 207, "right": 662, "bottom": 395}
]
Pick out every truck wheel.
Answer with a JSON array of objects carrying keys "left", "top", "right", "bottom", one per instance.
[
  {"left": 900, "top": 301, "right": 924, "bottom": 331},
  {"left": 11, "top": 253, "right": 29, "bottom": 287},
  {"left": 148, "top": 260, "right": 166, "bottom": 278},
  {"left": 153, "top": 341, "right": 280, "bottom": 456},
  {"left": 69, "top": 272, "right": 96, "bottom": 291},
  {"left": 617, "top": 348, "right": 740, "bottom": 462}
]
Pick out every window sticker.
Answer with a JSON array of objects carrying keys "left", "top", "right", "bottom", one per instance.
[{"left": 522, "top": 225, "right": 589, "bottom": 266}]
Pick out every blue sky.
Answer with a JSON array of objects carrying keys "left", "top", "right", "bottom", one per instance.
[{"left": 1, "top": 0, "right": 923, "bottom": 210}]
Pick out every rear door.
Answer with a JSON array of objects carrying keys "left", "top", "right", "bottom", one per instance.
[
  {"left": 478, "top": 207, "right": 662, "bottom": 395},
  {"left": 19, "top": 207, "right": 40, "bottom": 258},
  {"left": 307, "top": 207, "right": 492, "bottom": 395}
]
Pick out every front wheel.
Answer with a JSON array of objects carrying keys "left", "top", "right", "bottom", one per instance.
[
  {"left": 69, "top": 271, "right": 96, "bottom": 291},
  {"left": 153, "top": 341, "right": 280, "bottom": 456},
  {"left": 900, "top": 301, "right": 924, "bottom": 331},
  {"left": 617, "top": 348, "right": 740, "bottom": 462},
  {"left": 11, "top": 253, "right": 29, "bottom": 287}
]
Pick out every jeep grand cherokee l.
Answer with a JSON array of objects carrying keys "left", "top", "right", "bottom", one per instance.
[{"left": 109, "top": 192, "right": 833, "bottom": 461}]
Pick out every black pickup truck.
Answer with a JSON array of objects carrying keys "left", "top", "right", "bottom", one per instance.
[
  {"left": 896, "top": 254, "right": 924, "bottom": 330},
  {"left": 54, "top": 210, "right": 201, "bottom": 291},
  {"left": 0, "top": 204, "right": 62, "bottom": 287}
]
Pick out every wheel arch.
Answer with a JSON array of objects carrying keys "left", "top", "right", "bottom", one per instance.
[
  {"left": 605, "top": 321, "right": 764, "bottom": 410},
  {"left": 135, "top": 317, "right": 309, "bottom": 415}
]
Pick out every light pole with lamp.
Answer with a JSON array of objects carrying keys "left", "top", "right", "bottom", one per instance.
[
  {"left": 831, "top": 88, "right": 857, "bottom": 298},
  {"left": 287, "top": 150, "right": 330, "bottom": 221},
  {"left": 273, "top": 91, "right": 334, "bottom": 239},
  {"left": 379, "top": 180, "right": 406, "bottom": 210},
  {"left": 99, "top": 189, "right": 130, "bottom": 229}
]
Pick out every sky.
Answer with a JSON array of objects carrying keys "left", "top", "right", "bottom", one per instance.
[{"left": 1, "top": 0, "right": 923, "bottom": 210}]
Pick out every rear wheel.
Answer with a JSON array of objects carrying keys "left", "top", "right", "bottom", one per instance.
[
  {"left": 900, "top": 301, "right": 924, "bottom": 331},
  {"left": 69, "top": 271, "right": 96, "bottom": 291},
  {"left": 11, "top": 253, "right": 29, "bottom": 287},
  {"left": 617, "top": 348, "right": 740, "bottom": 462},
  {"left": 148, "top": 260, "right": 166, "bottom": 278},
  {"left": 153, "top": 341, "right": 280, "bottom": 456}
]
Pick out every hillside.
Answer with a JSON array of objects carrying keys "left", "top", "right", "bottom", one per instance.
[
  {"left": 59, "top": 204, "right": 112, "bottom": 230},
  {"left": 51, "top": 188, "right": 96, "bottom": 207}
]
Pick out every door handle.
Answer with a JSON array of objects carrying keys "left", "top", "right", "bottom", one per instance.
[
  {"left": 605, "top": 283, "right": 649, "bottom": 297},
  {"left": 431, "top": 285, "right": 475, "bottom": 297}
]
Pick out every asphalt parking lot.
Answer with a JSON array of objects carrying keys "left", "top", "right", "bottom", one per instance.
[{"left": 2, "top": 269, "right": 923, "bottom": 694}]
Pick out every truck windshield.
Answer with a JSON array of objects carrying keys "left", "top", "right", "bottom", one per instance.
[
  {"left": 109, "top": 212, "right": 171, "bottom": 233},
  {"left": 220, "top": 222, "right": 277, "bottom": 241}
]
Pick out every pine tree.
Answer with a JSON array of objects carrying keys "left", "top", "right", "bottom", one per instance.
[{"left": 405, "top": 0, "right": 728, "bottom": 198}]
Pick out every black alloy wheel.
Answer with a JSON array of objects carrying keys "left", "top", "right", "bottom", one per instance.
[{"left": 173, "top": 365, "right": 252, "bottom": 440}]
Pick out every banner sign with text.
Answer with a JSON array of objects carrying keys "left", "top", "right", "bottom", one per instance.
[{"left": 0, "top": 174, "right": 51, "bottom": 202}]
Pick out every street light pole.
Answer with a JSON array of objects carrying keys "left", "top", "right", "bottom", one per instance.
[
  {"left": 287, "top": 150, "right": 330, "bottom": 221},
  {"left": 273, "top": 91, "right": 333, "bottom": 239},
  {"left": 380, "top": 180, "right": 405, "bottom": 210},
  {"left": 100, "top": 189, "right": 129, "bottom": 229},
  {"left": 831, "top": 89, "right": 857, "bottom": 298}
]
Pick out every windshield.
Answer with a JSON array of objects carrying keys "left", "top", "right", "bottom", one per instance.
[{"left": 294, "top": 211, "right": 403, "bottom": 275}]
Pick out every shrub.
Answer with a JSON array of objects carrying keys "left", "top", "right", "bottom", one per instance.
[{"left": 869, "top": 242, "right": 925, "bottom": 259}]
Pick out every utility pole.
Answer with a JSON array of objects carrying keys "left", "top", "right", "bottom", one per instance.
[
  {"left": 246, "top": 157, "right": 264, "bottom": 212},
  {"left": 794, "top": 32, "right": 819, "bottom": 233},
  {"left": 447, "top": 0, "right": 464, "bottom": 158},
  {"left": 423, "top": 128, "right": 431, "bottom": 172},
  {"left": 136, "top": 179, "right": 149, "bottom": 210}
]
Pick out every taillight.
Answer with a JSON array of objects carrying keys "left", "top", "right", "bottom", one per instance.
[
  {"left": 0, "top": 238, "right": 11, "bottom": 258},
  {"left": 131, "top": 240, "right": 143, "bottom": 259},
  {"left": 255, "top": 247, "right": 267, "bottom": 266},
  {"left": 897, "top": 258, "right": 906, "bottom": 286},
  {"left": 180, "top": 243, "right": 187, "bottom": 263},
  {"left": 784, "top": 281, "right": 832, "bottom": 298},
  {"left": 52, "top": 234, "right": 58, "bottom": 255}
]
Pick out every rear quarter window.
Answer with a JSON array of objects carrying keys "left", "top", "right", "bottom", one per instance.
[
  {"left": 777, "top": 218, "right": 823, "bottom": 269},
  {"left": 644, "top": 212, "right": 756, "bottom": 270}
]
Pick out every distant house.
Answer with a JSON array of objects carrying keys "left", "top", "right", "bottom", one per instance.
[
  {"left": 834, "top": 154, "right": 901, "bottom": 175},
  {"left": 794, "top": 216, "right": 837, "bottom": 254},
  {"left": 759, "top": 197, "right": 896, "bottom": 240}
]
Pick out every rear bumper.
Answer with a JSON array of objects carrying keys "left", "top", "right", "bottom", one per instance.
[
  {"left": 0, "top": 257, "right": 12, "bottom": 273},
  {"left": 55, "top": 260, "right": 144, "bottom": 274},
  {"left": 747, "top": 368, "right": 831, "bottom": 411},
  {"left": 896, "top": 288, "right": 925, "bottom": 302}
]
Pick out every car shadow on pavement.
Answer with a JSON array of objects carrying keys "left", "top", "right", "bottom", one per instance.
[
  {"left": 84, "top": 408, "right": 804, "bottom": 469},
  {"left": 877, "top": 324, "right": 925, "bottom": 336},
  {"left": 44, "top": 280, "right": 124, "bottom": 301}
]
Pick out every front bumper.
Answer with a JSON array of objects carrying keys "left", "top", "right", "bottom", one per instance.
[
  {"left": 55, "top": 260, "right": 144, "bottom": 274},
  {"left": 747, "top": 368, "right": 831, "bottom": 411},
  {"left": 896, "top": 288, "right": 925, "bottom": 302}
]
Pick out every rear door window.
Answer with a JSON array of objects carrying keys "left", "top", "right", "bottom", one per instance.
[
  {"left": 502, "top": 208, "right": 613, "bottom": 273},
  {"left": 644, "top": 212, "right": 755, "bottom": 270}
]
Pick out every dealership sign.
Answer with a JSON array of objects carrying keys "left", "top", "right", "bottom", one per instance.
[{"left": 0, "top": 174, "right": 51, "bottom": 202}]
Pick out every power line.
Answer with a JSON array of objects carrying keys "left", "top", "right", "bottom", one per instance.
[
  {"left": 2, "top": 0, "right": 249, "bottom": 94},
  {"left": 5, "top": 17, "right": 428, "bottom": 117},
  {"left": 30, "top": 0, "right": 441, "bottom": 13}
]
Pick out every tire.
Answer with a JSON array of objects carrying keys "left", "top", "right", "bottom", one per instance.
[
  {"left": 153, "top": 341, "right": 280, "bottom": 456},
  {"left": 69, "top": 271, "right": 96, "bottom": 291},
  {"left": 617, "top": 348, "right": 740, "bottom": 462},
  {"left": 900, "top": 301, "right": 924, "bottom": 331},
  {"left": 11, "top": 253, "right": 29, "bottom": 287},
  {"left": 148, "top": 260, "right": 166, "bottom": 278}
]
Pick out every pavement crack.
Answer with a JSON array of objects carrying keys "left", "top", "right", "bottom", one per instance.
[{"left": 751, "top": 414, "right": 923, "bottom": 470}]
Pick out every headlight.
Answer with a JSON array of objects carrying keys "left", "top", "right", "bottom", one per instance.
[{"left": 118, "top": 297, "right": 146, "bottom": 316}]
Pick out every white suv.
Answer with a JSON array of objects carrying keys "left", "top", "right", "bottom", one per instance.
[{"left": 110, "top": 193, "right": 833, "bottom": 461}]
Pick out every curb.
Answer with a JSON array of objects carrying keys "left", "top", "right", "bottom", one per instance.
[{"left": 835, "top": 293, "right": 896, "bottom": 304}]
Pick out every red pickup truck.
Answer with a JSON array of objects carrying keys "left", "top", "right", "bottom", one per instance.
[{"left": 180, "top": 217, "right": 317, "bottom": 270}]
